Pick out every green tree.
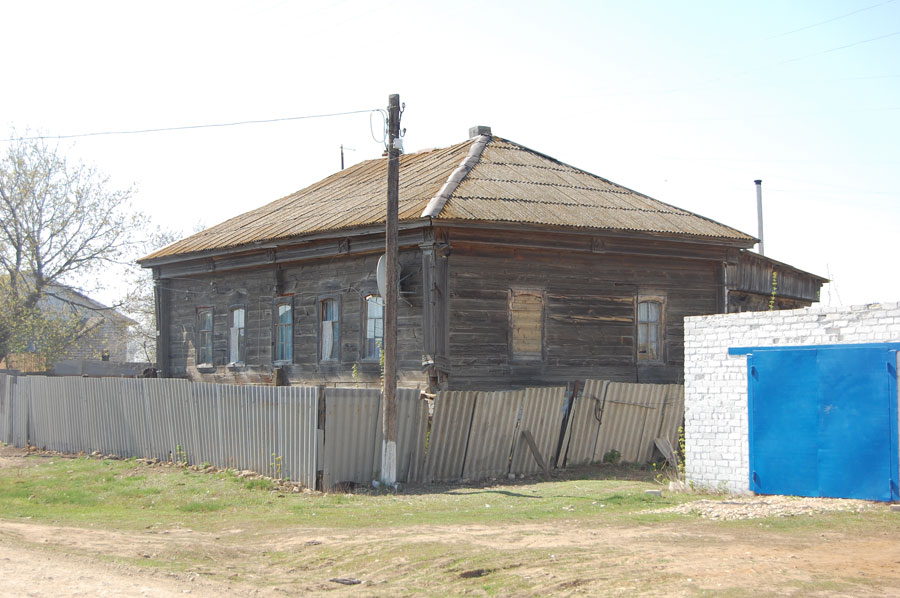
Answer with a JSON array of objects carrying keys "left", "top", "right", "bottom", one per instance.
[{"left": 0, "top": 133, "right": 147, "bottom": 366}]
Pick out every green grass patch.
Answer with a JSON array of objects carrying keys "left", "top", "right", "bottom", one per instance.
[{"left": 0, "top": 454, "right": 694, "bottom": 533}]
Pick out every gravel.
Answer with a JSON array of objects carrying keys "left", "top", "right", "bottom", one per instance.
[{"left": 648, "top": 495, "right": 874, "bottom": 520}]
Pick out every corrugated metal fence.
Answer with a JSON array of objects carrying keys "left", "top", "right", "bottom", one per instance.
[
  {"left": 0, "top": 373, "right": 683, "bottom": 488},
  {"left": 560, "top": 380, "right": 685, "bottom": 468},
  {"left": 0, "top": 373, "right": 318, "bottom": 488}
]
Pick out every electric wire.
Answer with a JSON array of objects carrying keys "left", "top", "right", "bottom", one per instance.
[
  {"left": 1, "top": 109, "right": 381, "bottom": 142},
  {"left": 768, "top": 0, "right": 896, "bottom": 39}
]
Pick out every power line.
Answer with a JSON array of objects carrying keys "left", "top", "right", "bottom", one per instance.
[
  {"left": 1, "top": 109, "right": 380, "bottom": 142},
  {"left": 774, "top": 29, "right": 900, "bottom": 67},
  {"left": 768, "top": 0, "right": 896, "bottom": 39}
]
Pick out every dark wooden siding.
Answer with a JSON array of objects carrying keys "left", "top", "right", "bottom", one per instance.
[
  {"left": 161, "top": 249, "right": 426, "bottom": 388},
  {"left": 727, "top": 251, "right": 825, "bottom": 303},
  {"left": 445, "top": 239, "right": 723, "bottom": 389}
]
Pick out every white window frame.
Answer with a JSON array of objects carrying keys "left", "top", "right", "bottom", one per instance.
[
  {"left": 197, "top": 307, "right": 214, "bottom": 367},
  {"left": 636, "top": 295, "right": 666, "bottom": 363},
  {"left": 274, "top": 297, "right": 293, "bottom": 364},
  {"left": 228, "top": 306, "right": 246, "bottom": 365},
  {"left": 319, "top": 296, "right": 340, "bottom": 362},
  {"left": 363, "top": 294, "right": 384, "bottom": 361}
]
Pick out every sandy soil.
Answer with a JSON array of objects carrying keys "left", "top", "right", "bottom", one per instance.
[{"left": 2, "top": 446, "right": 900, "bottom": 597}]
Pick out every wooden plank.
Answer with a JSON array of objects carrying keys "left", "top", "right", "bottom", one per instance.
[{"left": 520, "top": 429, "right": 549, "bottom": 476}]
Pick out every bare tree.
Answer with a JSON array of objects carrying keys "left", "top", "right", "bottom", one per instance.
[
  {"left": 121, "top": 227, "right": 181, "bottom": 364},
  {"left": 0, "top": 133, "right": 147, "bottom": 365}
]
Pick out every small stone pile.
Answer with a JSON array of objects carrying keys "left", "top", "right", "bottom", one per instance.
[{"left": 649, "top": 495, "right": 873, "bottom": 520}]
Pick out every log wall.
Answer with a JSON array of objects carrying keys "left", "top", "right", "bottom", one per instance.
[
  {"left": 159, "top": 249, "right": 426, "bottom": 388},
  {"left": 444, "top": 234, "right": 724, "bottom": 389}
]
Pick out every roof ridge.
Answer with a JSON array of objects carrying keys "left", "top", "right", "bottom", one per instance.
[{"left": 420, "top": 135, "right": 490, "bottom": 218}]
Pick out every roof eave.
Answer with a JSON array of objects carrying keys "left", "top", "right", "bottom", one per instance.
[
  {"left": 138, "top": 217, "right": 435, "bottom": 268},
  {"left": 431, "top": 218, "right": 757, "bottom": 249}
]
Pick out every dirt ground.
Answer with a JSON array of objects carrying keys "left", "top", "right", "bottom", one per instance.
[{"left": 2, "top": 448, "right": 900, "bottom": 597}]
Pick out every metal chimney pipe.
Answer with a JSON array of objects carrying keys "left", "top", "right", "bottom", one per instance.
[{"left": 754, "top": 179, "right": 764, "bottom": 256}]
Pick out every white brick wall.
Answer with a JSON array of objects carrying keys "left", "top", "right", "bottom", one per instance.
[{"left": 684, "top": 302, "right": 900, "bottom": 493}]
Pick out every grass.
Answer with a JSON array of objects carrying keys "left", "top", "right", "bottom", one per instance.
[
  {"left": 0, "top": 454, "right": 697, "bottom": 532},
  {"left": 1, "top": 452, "right": 897, "bottom": 597}
]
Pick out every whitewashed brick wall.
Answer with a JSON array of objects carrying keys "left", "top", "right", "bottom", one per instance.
[{"left": 684, "top": 301, "right": 900, "bottom": 493}]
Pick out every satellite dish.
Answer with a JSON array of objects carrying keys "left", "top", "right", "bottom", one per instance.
[{"left": 376, "top": 255, "right": 387, "bottom": 298}]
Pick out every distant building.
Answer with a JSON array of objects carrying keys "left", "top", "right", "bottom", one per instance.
[
  {"left": 140, "top": 128, "right": 825, "bottom": 390},
  {"left": 1, "top": 284, "right": 136, "bottom": 371}
]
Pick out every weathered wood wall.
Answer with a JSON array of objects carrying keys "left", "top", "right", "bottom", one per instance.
[
  {"left": 443, "top": 230, "right": 725, "bottom": 389},
  {"left": 725, "top": 251, "right": 825, "bottom": 312},
  {"left": 159, "top": 249, "right": 426, "bottom": 388},
  {"left": 151, "top": 225, "right": 824, "bottom": 391}
]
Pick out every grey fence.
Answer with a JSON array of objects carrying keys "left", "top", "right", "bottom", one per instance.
[
  {"left": 0, "top": 372, "right": 684, "bottom": 489},
  {"left": 1, "top": 374, "right": 318, "bottom": 488},
  {"left": 560, "top": 380, "right": 684, "bottom": 468}
]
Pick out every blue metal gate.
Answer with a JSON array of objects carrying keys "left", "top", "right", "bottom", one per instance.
[{"left": 745, "top": 344, "right": 898, "bottom": 502}]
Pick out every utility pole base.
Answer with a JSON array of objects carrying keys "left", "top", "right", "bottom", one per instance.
[{"left": 381, "top": 439, "right": 397, "bottom": 487}]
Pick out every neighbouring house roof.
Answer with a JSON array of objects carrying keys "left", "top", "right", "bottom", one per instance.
[
  {"left": 140, "top": 133, "right": 756, "bottom": 263},
  {"left": 40, "top": 283, "right": 138, "bottom": 328}
]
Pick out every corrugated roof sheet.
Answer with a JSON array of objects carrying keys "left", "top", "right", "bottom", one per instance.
[{"left": 141, "top": 135, "right": 754, "bottom": 262}]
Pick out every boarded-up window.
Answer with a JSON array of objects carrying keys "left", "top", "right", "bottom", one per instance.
[
  {"left": 197, "top": 308, "right": 213, "bottom": 366},
  {"left": 637, "top": 298, "right": 664, "bottom": 361},
  {"left": 510, "top": 290, "right": 543, "bottom": 360},
  {"left": 320, "top": 298, "right": 339, "bottom": 361}
]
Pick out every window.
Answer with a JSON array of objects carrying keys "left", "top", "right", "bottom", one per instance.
[
  {"left": 320, "top": 298, "right": 340, "bottom": 361},
  {"left": 197, "top": 308, "right": 213, "bottom": 366},
  {"left": 510, "top": 289, "right": 543, "bottom": 361},
  {"left": 274, "top": 300, "right": 293, "bottom": 363},
  {"left": 364, "top": 295, "right": 384, "bottom": 360},
  {"left": 637, "top": 298, "right": 664, "bottom": 361},
  {"left": 229, "top": 307, "right": 245, "bottom": 364}
]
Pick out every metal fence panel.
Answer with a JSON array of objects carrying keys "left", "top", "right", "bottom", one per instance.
[
  {"left": 405, "top": 392, "right": 429, "bottom": 484},
  {"left": 277, "top": 385, "right": 318, "bottom": 488},
  {"left": 27, "top": 377, "right": 53, "bottom": 451},
  {"left": 323, "top": 388, "right": 380, "bottom": 489},
  {"left": 560, "top": 379, "right": 609, "bottom": 467},
  {"left": 425, "top": 391, "right": 477, "bottom": 482},
  {"left": 372, "top": 389, "right": 428, "bottom": 484},
  {"left": 658, "top": 384, "right": 685, "bottom": 449},
  {"left": 122, "top": 379, "right": 151, "bottom": 458},
  {"left": 13, "top": 376, "right": 28, "bottom": 447},
  {"left": 463, "top": 391, "right": 524, "bottom": 480},
  {"left": 511, "top": 386, "right": 567, "bottom": 474},
  {"left": 217, "top": 383, "right": 242, "bottom": 470},
  {"left": 190, "top": 382, "right": 219, "bottom": 467},
  {"left": 0, "top": 374, "right": 11, "bottom": 444},
  {"left": 589, "top": 382, "right": 685, "bottom": 464}
]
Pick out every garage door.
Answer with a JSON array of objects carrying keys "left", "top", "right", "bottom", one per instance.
[{"left": 748, "top": 345, "right": 898, "bottom": 502}]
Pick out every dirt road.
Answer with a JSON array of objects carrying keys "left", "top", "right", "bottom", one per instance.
[
  {"left": 2, "top": 445, "right": 900, "bottom": 597},
  {"left": 3, "top": 513, "right": 900, "bottom": 597}
]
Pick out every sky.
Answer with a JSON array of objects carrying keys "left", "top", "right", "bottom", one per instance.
[{"left": 1, "top": 0, "right": 898, "bottom": 307}]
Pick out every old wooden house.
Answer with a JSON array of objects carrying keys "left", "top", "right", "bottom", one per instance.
[{"left": 139, "top": 127, "right": 825, "bottom": 390}]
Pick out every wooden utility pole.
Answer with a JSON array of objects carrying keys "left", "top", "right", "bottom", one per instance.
[{"left": 382, "top": 93, "right": 401, "bottom": 486}]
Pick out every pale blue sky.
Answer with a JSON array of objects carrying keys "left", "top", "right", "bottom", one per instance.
[{"left": 2, "top": 0, "right": 898, "bottom": 306}]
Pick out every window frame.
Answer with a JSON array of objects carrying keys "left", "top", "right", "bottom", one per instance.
[
  {"left": 228, "top": 305, "right": 246, "bottom": 366},
  {"left": 273, "top": 296, "right": 294, "bottom": 365},
  {"left": 636, "top": 294, "right": 666, "bottom": 363},
  {"left": 196, "top": 307, "right": 214, "bottom": 367},
  {"left": 509, "top": 288, "right": 545, "bottom": 362},
  {"left": 362, "top": 294, "right": 384, "bottom": 362},
  {"left": 318, "top": 295, "right": 341, "bottom": 363}
]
